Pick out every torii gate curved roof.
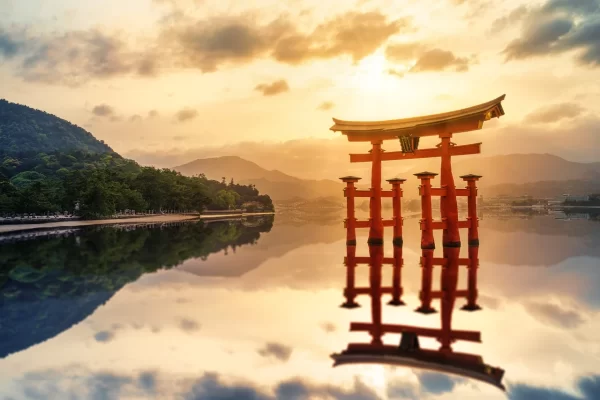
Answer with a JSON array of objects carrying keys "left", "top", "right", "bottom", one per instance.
[{"left": 331, "top": 94, "right": 505, "bottom": 142}]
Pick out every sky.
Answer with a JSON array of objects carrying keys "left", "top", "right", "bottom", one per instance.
[{"left": 1, "top": 0, "right": 600, "bottom": 175}]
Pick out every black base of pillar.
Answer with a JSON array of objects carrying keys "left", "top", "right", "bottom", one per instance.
[
  {"left": 468, "top": 239, "right": 480, "bottom": 247},
  {"left": 392, "top": 237, "right": 403, "bottom": 247},
  {"left": 421, "top": 243, "right": 435, "bottom": 250},
  {"left": 461, "top": 304, "right": 482, "bottom": 312},
  {"left": 415, "top": 306, "right": 437, "bottom": 314},
  {"left": 388, "top": 298, "right": 406, "bottom": 306},
  {"left": 442, "top": 241, "right": 461, "bottom": 248},
  {"left": 340, "top": 301, "right": 360, "bottom": 309},
  {"left": 346, "top": 239, "right": 357, "bottom": 246},
  {"left": 367, "top": 238, "right": 384, "bottom": 246}
]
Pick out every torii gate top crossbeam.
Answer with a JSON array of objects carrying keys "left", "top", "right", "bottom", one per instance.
[{"left": 330, "top": 95, "right": 505, "bottom": 142}]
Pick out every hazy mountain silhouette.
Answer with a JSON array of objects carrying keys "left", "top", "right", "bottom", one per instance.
[
  {"left": 407, "top": 154, "right": 600, "bottom": 185},
  {"left": 173, "top": 156, "right": 343, "bottom": 200}
]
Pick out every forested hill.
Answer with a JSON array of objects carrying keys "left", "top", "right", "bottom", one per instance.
[
  {"left": 0, "top": 100, "right": 273, "bottom": 217},
  {"left": 0, "top": 99, "right": 113, "bottom": 155}
]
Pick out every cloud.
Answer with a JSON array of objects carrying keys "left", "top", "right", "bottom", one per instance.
[
  {"left": 317, "top": 101, "right": 335, "bottom": 111},
  {"left": 257, "top": 342, "right": 293, "bottom": 362},
  {"left": 525, "top": 301, "right": 586, "bottom": 329},
  {"left": 503, "top": 0, "right": 600, "bottom": 66},
  {"left": 175, "top": 108, "right": 198, "bottom": 122},
  {"left": 417, "top": 373, "right": 462, "bottom": 395},
  {"left": 526, "top": 103, "right": 585, "bottom": 123},
  {"left": 11, "top": 368, "right": 380, "bottom": 400},
  {"left": 386, "top": 43, "right": 474, "bottom": 72},
  {"left": 15, "top": 30, "right": 153, "bottom": 85},
  {"left": 385, "top": 42, "right": 424, "bottom": 62},
  {"left": 12, "top": 368, "right": 157, "bottom": 400},
  {"left": 2, "top": 9, "right": 411, "bottom": 84},
  {"left": 94, "top": 331, "right": 116, "bottom": 343},
  {"left": 0, "top": 29, "right": 23, "bottom": 59},
  {"left": 129, "top": 114, "right": 143, "bottom": 122},
  {"left": 92, "top": 104, "right": 116, "bottom": 117},
  {"left": 491, "top": 5, "right": 530, "bottom": 34},
  {"left": 387, "top": 380, "right": 418, "bottom": 400},
  {"left": 179, "top": 318, "right": 201, "bottom": 332},
  {"left": 184, "top": 373, "right": 381, "bottom": 400},
  {"left": 509, "top": 375, "right": 600, "bottom": 400},
  {"left": 254, "top": 80, "right": 289, "bottom": 96},
  {"left": 410, "top": 49, "right": 472, "bottom": 72},
  {"left": 272, "top": 11, "right": 412, "bottom": 65}
]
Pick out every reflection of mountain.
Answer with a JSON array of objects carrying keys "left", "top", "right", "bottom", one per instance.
[
  {"left": 178, "top": 211, "right": 345, "bottom": 277},
  {"left": 477, "top": 216, "right": 600, "bottom": 266},
  {"left": 0, "top": 217, "right": 273, "bottom": 359},
  {"left": 173, "top": 156, "right": 343, "bottom": 201}
]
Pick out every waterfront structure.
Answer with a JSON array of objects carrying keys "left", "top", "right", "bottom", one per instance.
[{"left": 332, "top": 96, "right": 506, "bottom": 390}]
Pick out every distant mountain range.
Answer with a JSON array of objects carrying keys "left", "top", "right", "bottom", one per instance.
[
  {"left": 174, "top": 156, "right": 344, "bottom": 201},
  {"left": 407, "top": 153, "right": 600, "bottom": 185},
  {"left": 174, "top": 153, "right": 600, "bottom": 200}
]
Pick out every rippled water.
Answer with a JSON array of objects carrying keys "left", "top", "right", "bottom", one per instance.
[{"left": 0, "top": 211, "right": 599, "bottom": 399}]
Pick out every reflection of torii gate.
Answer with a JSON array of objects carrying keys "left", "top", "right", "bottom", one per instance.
[
  {"left": 334, "top": 95, "right": 505, "bottom": 314},
  {"left": 334, "top": 245, "right": 505, "bottom": 391}
]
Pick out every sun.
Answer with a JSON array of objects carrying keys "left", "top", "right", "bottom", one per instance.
[{"left": 349, "top": 52, "right": 395, "bottom": 93}]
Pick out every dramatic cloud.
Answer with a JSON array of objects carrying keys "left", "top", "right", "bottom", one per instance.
[
  {"left": 254, "top": 79, "right": 289, "bottom": 96},
  {"left": 410, "top": 49, "right": 472, "bottom": 72},
  {"left": 175, "top": 108, "right": 198, "bottom": 122},
  {"left": 317, "top": 101, "right": 334, "bottom": 111},
  {"left": 159, "top": 10, "right": 409, "bottom": 74},
  {"left": 504, "top": 0, "right": 600, "bottom": 66},
  {"left": 92, "top": 104, "right": 116, "bottom": 117},
  {"left": 179, "top": 318, "right": 201, "bottom": 332},
  {"left": 525, "top": 301, "right": 586, "bottom": 329},
  {"left": 129, "top": 114, "right": 143, "bottom": 122},
  {"left": 148, "top": 109, "right": 159, "bottom": 118},
  {"left": 2, "top": 29, "right": 156, "bottom": 85},
  {"left": 272, "top": 11, "right": 411, "bottom": 65},
  {"left": 526, "top": 103, "right": 585, "bottom": 123},
  {"left": 257, "top": 342, "right": 293, "bottom": 362},
  {"left": 1, "top": 9, "right": 410, "bottom": 85}
]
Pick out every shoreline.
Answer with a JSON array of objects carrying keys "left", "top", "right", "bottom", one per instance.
[{"left": 0, "top": 212, "right": 275, "bottom": 236}]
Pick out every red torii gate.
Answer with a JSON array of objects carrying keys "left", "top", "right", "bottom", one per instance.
[
  {"left": 334, "top": 95, "right": 505, "bottom": 314},
  {"left": 332, "top": 94, "right": 505, "bottom": 247}
]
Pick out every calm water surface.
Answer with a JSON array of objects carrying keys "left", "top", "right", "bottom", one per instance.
[{"left": 0, "top": 211, "right": 599, "bottom": 399}]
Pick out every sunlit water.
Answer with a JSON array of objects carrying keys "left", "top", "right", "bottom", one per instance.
[{"left": 0, "top": 211, "right": 599, "bottom": 400}]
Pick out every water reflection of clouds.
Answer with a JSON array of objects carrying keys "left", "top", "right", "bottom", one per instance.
[{"left": 1, "top": 216, "right": 600, "bottom": 399}]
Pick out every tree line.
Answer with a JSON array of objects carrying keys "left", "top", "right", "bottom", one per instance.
[{"left": 0, "top": 150, "right": 273, "bottom": 218}]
